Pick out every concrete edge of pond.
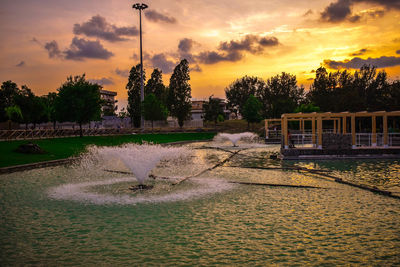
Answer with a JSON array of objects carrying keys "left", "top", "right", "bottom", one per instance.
[
  {"left": 0, "top": 158, "right": 79, "bottom": 175},
  {"left": 0, "top": 139, "right": 213, "bottom": 175}
]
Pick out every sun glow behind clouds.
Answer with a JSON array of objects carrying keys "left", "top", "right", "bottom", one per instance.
[{"left": 202, "top": 30, "right": 220, "bottom": 37}]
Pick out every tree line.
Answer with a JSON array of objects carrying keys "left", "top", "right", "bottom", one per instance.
[
  {"left": 2, "top": 62, "right": 399, "bottom": 134},
  {"left": 0, "top": 59, "right": 192, "bottom": 135},
  {"left": 0, "top": 75, "right": 103, "bottom": 137},
  {"left": 221, "top": 65, "right": 400, "bottom": 126}
]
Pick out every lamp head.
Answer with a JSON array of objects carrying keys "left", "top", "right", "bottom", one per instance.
[{"left": 133, "top": 3, "right": 148, "bottom": 10}]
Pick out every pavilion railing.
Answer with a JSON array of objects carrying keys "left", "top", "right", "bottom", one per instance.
[
  {"left": 376, "top": 133, "right": 400, "bottom": 147},
  {"left": 282, "top": 132, "right": 400, "bottom": 148},
  {"left": 290, "top": 134, "right": 315, "bottom": 147},
  {"left": 356, "top": 133, "right": 372, "bottom": 147}
]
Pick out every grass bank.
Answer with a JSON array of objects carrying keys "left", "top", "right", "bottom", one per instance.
[{"left": 0, "top": 132, "right": 216, "bottom": 168}]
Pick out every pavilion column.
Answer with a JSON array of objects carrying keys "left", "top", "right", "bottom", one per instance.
[
  {"left": 283, "top": 116, "right": 288, "bottom": 149},
  {"left": 351, "top": 114, "right": 356, "bottom": 148},
  {"left": 300, "top": 119, "right": 304, "bottom": 133},
  {"left": 343, "top": 116, "right": 347, "bottom": 134},
  {"left": 265, "top": 120, "right": 269, "bottom": 139},
  {"left": 312, "top": 117, "right": 316, "bottom": 148},
  {"left": 317, "top": 115, "right": 322, "bottom": 149},
  {"left": 372, "top": 116, "right": 376, "bottom": 147},
  {"left": 383, "top": 115, "right": 388, "bottom": 147},
  {"left": 333, "top": 119, "right": 336, "bottom": 133},
  {"left": 337, "top": 118, "right": 341, "bottom": 133}
]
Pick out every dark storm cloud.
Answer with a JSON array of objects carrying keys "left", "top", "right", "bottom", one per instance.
[
  {"left": 16, "top": 61, "right": 25, "bottom": 67},
  {"left": 141, "top": 35, "right": 278, "bottom": 68},
  {"left": 196, "top": 50, "right": 243, "bottom": 64},
  {"left": 196, "top": 34, "right": 278, "bottom": 64},
  {"left": 150, "top": 53, "right": 176, "bottom": 73},
  {"left": 178, "top": 38, "right": 194, "bottom": 53},
  {"left": 320, "top": 0, "right": 352, "bottom": 22},
  {"left": 350, "top": 48, "right": 369, "bottom": 56},
  {"left": 64, "top": 37, "right": 114, "bottom": 61},
  {"left": 145, "top": 10, "right": 176, "bottom": 24},
  {"left": 44, "top": 40, "right": 62, "bottom": 58},
  {"left": 88, "top": 77, "right": 114, "bottom": 85},
  {"left": 115, "top": 68, "right": 130, "bottom": 77},
  {"left": 73, "top": 15, "right": 138, "bottom": 42},
  {"left": 259, "top": 36, "right": 280, "bottom": 47},
  {"left": 320, "top": 0, "right": 398, "bottom": 23},
  {"left": 219, "top": 35, "right": 279, "bottom": 54},
  {"left": 177, "top": 38, "right": 197, "bottom": 63},
  {"left": 323, "top": 56, "right": 400, "bottom": 69}
]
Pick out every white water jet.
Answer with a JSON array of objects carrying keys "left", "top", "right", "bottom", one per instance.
[
  {"left": 48, "top": 177, "right": 236, "bottom": 205},
  {"left": 214, "top": 132, "right": 258, "bottom": 147},
  {"left": 84, "top": 143, "right": 190, "bottom": 184}
]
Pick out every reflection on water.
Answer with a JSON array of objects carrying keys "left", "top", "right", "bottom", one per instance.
[
  {"left": 295, "top": 160, "right": 400, "bottom": 192},
  {"left": 1, "top": 143, "right": 400, "bottom": 266}
]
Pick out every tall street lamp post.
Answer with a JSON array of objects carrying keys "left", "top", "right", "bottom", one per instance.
[{"left": 132, "top": 3, "right": 148, "bottom": 129}]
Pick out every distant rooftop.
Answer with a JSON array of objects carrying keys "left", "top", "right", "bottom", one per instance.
[{"left": 100, "top": 90, "right": 117, "bottom": 96}]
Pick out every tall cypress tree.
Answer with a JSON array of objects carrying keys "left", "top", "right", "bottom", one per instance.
[
  {"left": 168, "top": 59, "right": 192, "bottom": 128},
  {"left": 145, "top": 68, "right": 166, "bottom": 105},
  {"left": 126, "top": 64, "right": 145, "bottom": 128}
]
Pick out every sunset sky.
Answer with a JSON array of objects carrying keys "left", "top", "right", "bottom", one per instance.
[{"left": 1, "top": 0, "right": 400, "bottom": 109}]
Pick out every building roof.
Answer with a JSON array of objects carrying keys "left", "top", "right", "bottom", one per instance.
[{"left": 100, "top": 90, "right": 117, "bottom": 96}]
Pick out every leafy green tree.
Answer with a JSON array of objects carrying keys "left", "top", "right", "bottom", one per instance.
[
  {"left": 385, "top": 80, "right": 400, "bottom": 111},
  {"left": 5, "top": 105, "right": 23, "bottom": 129},
  {"left": 127, "top": 64, "right": 145, "bottom": 128},
  {"left": 307, "top": 65, "right": 391, "bottom": 112},
  {"left": 294, "top": 103, "right": 320, "bottom": 113},
  {"left": 203, "top": 96, "right": 224, "bottom": 124},
  {"left": 41, "top": 92, "right": 58, "bottom": 129},
  {"left": 31, "top": 95, "right": 46, "bottom": 128},
  {"left": 353, "top": 65, "right": 387, "bottom": 111},
  {"left": 225, "top": 76, "right": 265, "bottom": 116},
  {"left": 306, "top": 67, "right": 333, "bottom": 112},
  {"left": 142, "top": 93, "right": 168, "bottom": 130},
  {"left": 257, "top": 72, "right": 305, "bottom": 118},
  {"left": 14, "top": 85, "right": 36, "bottom": 129},
  {"left": 55, "top": 74, "right": 102, "bottom": 137},
  {"left": 242, "top": 94, "right": 262, "bottom": 128},
  {"left": 168, "top": 59, "right": 192, "bottom": 128},
  {"left": 145, "top": 68, "right": 166, "bottom": 105},
  {"left": 0, "top": 80, "right": 20, "bottom": 122},
  {"left": 217, "top": 114, "right": 225, "bottom": 123},
  {"left": 118, "top": 107, "right": 128, "bottom": 118}
]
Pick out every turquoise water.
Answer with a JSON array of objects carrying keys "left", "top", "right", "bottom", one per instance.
[{"left": 1, "top": 143, "right": 400, "bottom": 266}]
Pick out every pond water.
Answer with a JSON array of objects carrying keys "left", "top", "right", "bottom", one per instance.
[{"left": 1, "top": 141, "right": 400, "bottom": 266}]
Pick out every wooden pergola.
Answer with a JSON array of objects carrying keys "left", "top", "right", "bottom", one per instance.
[{"left": 265, "top": 111, "right": 400, "bottom": 149}]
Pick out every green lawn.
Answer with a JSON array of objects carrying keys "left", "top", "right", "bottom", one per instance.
[{"left": 0, "top": 132, "right": 216, "bottom": 168}]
